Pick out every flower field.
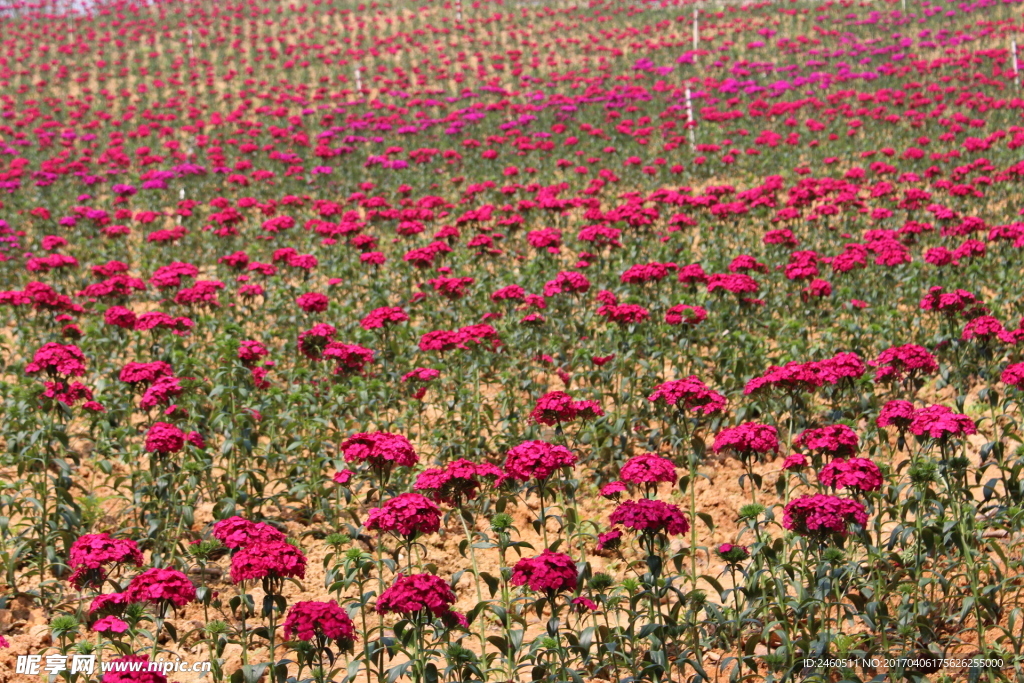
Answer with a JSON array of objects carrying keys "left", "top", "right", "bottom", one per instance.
[{"left": 2, "top": 0, "right": 1024, "bottom": 680}]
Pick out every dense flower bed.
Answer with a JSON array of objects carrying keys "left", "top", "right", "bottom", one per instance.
[{"left": 1, "top": 0, "right": 1024, "bottom": 681}]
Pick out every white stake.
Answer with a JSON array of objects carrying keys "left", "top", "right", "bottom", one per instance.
[
  {"left": 354, "top": 64, "right": 362, "bottom": 92},
  {"left": 456, "top": 0, "right": 462, "bottom": 22},
  {"left": 685, "top": 86, "right": 695, "bottom": 151},
  {"left": 692, "top": 5, "right": 698, "bottom": 51},
  {"left": 1013, "top": 38, "right": 1020, "bottom": 87}
]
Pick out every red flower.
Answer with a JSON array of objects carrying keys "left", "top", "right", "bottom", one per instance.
[
  {"left": 230, "top": 540, "right": 307, "bottom": 583},
  {"left": 609, "top": 499, "right": 689, "bottom": 536},
  {"left": 818, "top": 457, "right": 883, "bottom": 493},
  {"left": 511, "top": 550, "right": 578, "bottom": 594},
  {"left": 1002, "top": 363, "right": 1024, "bottom": 390},
  {"left": 144, "top": 422, "right": 186, "bottom": 455},
  {"left": 909, "top": 405, "right": 977, "bottom": 441},
  {"left": 211, "top": 517, "right": 286, "bottom": 549},
  {"left": 877, "top": 400, "right": 915, "bottom": 429},
  {"left": 783, "top": 494, "right": 867, "bottom": 538},
  {"left": 297, "top": 323, "right": 336, "bottom": 360},
  {"left": 712, "top": 423, "right": 779, "bottom": 459},
  {"left": 283, "top": 600, "right": 357, "bottom": 645},
  {"left": 360, "top": 306, "right": 409, "bottom": 330},
  {"left": 665, "top": 304, "right": 707, "bottom": 326},
  {"left": 25, "top": 343, "right": 87, "bottom": 377},
  {"left": 648, "top": 376, "right": 726, "bottom": 415},
  {"left": 322, "top": 342, "right": 375, "bottom": 374},
  {"left": 414, "top": 459, "right": 503, "bottom": 506},
  {"left": 67, "top": 534, "right": 144, "bottom": 589},
  {"left": 871, "top": 344, "right": 938, "bottom": 383},
  {"left": 620, "top": 453, "right": 676, "bottom": 485},
  {"left": 340, "top": 432, "right": 418, "bottom": 470},
  {"left": 124, "top": 568, "right": 196, "bottom": 607},
  {"left": 296, "top": 292, "right": 329, "bottom": 313},
  {"left": 365, "top": 493, "right": 441, "bottom": 538},
  {"left": 794, "top": 424, "right": 859, "bottom": 459},
  {"left": 376, "top": 573, "right": 457, "bottom": 617},
  {"left": 503, "top": 440, "right": 577, "bottom": 482}
]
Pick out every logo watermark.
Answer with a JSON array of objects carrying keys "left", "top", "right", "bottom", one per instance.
[{"left": 16, "top": 655, "right": 212, "bottom": 676}]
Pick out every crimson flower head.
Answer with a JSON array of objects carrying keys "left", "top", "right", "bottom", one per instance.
[
  {"left": 794, "top": 424, "right": 859, "bottom": 460},
  {"left": 92, "top": 616, "right": 129, "bottom": 635},
  {"left": 665, "top": 304, "right": 707, "bottom": 326},
  {"left": 620, "top": 453, "right": 676, "bottom": 486},
  {"left": 67, "top": 534, "right": 144, "bottom": 589},
  {"left": 414, "top": 459, "right": 503, "bottom": 507},
  {"left": 543, "top": 270, "right": 590, "bottom": 297},
  {"left": 296, "top": 292, "right": 329, "bottom": 313},
  {"left": 340, "top": 431, "right": 418, "bottom": 471},
  {"left": 511, "top": 550, "right": 578, "bottom": 594},
  {"left": 503, "top": 440, "right": 577, "bottom": 482},
  {"left": 376, "top": 573, "right": 457, "bottom": 618},
  {"left": 817, "top": 457, "right": 883, "bottom": 493},
  {"left": 596, "top": 303, "right": 650, "bottom": 325},
  {"left": 237, "top": 340, "right": 269, "bottom": 366},
  {"left": 783, "top": 494, "right": 867, "bottom": 538},
  {"left": 297, "top": 323, "right": 336, "bottom": 360},
  {"left": 365, "top": 493, "right": 441, "bottom": 539},
  {"left": 782, "top": 453, "right": 807, "bottom": 471},
  {"left": 283, "top": 600, "right": 357, "bottom": 648},
  {"left": 743, "top": 362, "right": 822, "bottom": 396},
  {"left": 909, "top": 405, "right": 977, "bottom": 441},
  {"left": 716, "top": 543, "right": 750, "bottom": 564},
  {"left": 145, "top": 422, "right": 186, "bottom": 455},
  {"left": 230, "top": 539, "right": 307, "bottom": 584},
  {"left": 648, "top": 376, "right": 726, "bottom": 416},
  {"left": 211, "top": 516, "right": 286, "bottom": 549},
  {"left": 361, "top": 306, "right": 409, "bottom": 330},
  {"left": 1002, "top": 363, "right": 1024, "bottom": 390},
  {"left": 119, "top": 361, "right": 173, "bottom": 385},
  {"left": 322, "top": 342, "right": 375, "bottom": 375},
  {"left": 609, "top": 499, "right": 689, "bottom": 537},
  {"left": 530, "top": 391, "right": 577, "bottom": 425},
  {"left": 25, "top": 342, "right": 87, "bottom": 377},
  {"left": 877, "top": 400, "right": 915, "bottom": 430},
  {"left": 712, "top": 423, "right": 779, "bottom": 460},
  {"left": 596, "top": 529, "right": 622, "bottom": 551},
  {"left": 124, "top": 568, "right": 197, "bottom": 607},
  {"left": 870, "top": 344, "right": 938, "bottom": 383},
  {"left": 600, "top": 481, "right": 627, "bottom": 500}
]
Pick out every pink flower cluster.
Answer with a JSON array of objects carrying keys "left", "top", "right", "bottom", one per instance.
[
  {"left": 647, "top": 376, "right": 727, "bottom": 415},
  {"left": 340, "top": 431, "right": 419, "bottom": 470},
  {"left": 365, "top": 493, "right": 441, "bottom": 538},
  {"left": 619, "top": 453, "right": 676, "bottom": 485},
  {"left": 376, "top": 573, "right": 460, "bottom": 621},
  {"left": 712, "top": 422, "right": 779, "bottom": 459},
  {"left": 212, "top": 516, "right": 286, "bottom": 549},
  {"left": 783, "top": 494, "right": 868, "bottom": 537},
  {"left": 414, "top": 458, "right": 503, "bottom": 506},
  {"left": 25, "top": 342, "right": 87, "bottom": 377},
  {"left": 503, "top": 440, "right": 577, "bottom": 482},
  {"left": 817, "top": 458, "right": 884, "bottom": 493},
  {"left": 67, "top": 533, "right": 144, "bottom": 589},
  {"left": 794, "top": 424, "right": 859, "bottom": 459},
  {"left": 124, "top": 568, "right": 197, "bottom": 607},
  {"left": 510, "top": 550, "right": 578, "bottom": 594},
  {"left": 608, "top": 499, "right": 690, "bottom": 536},
  {"left": 529, "top": 391, "right": 604, "bottom": 425},
  {"left": 283, "top": 600, "right": 357, "bottom": 645},
  {"left": 870, "top": 344, "right": 938, "bottom": 383},
  {"left": 229, "top": 539, "right": 307, "bottom": 584}
]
